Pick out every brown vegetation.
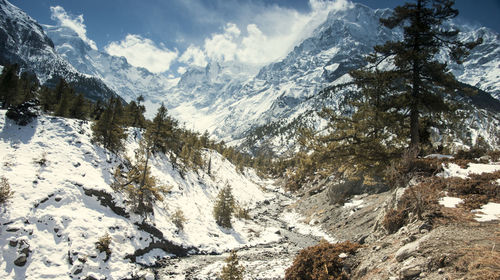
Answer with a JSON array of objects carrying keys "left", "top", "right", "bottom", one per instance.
[{"left": 285, "top": 241, "right": 361, "bottom": 280}]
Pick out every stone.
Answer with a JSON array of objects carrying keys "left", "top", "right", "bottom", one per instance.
[
  {"left": 73, "top": 265, "right": 83, "bottom": 275},
  {"left": 395, "top": 235, "right": 428, "bottom": 262},
  {"left": 14, "top": 255, "right": 27, "bottom": 266},
  {"left": 399, "top": 265, "right": 421, "bottom": 279}
]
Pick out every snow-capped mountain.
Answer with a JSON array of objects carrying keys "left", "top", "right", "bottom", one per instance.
[
  {"left": 4, "top": 0, "right": 499, "bottom": 152},
  {"left": 160, "top": 3, "right": 500, "bottom": 153},
  {"left": 0, "top": 0, "right": 116, "bottom": 101},
  {"left": 43, "top": 24, "right": 178, "bottom": 106}
]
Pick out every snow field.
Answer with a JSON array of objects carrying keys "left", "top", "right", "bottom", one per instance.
[{"left": 0, "top": 111, "right": 279, "bottom": 279}]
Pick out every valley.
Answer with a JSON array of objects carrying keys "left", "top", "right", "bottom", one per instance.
[{"left": 1, "top": 0, "right": 500, "bottom": 279}]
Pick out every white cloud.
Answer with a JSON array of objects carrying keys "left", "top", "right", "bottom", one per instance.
[
  {"left": 105, "top": 34, "right": 178, "bottom": 73},
  {"left": 179, "top": 45, "right": 208, "bottom": 67},
  {"left": 50, "top": 6, "right": 98, "bottom": 50},
  {"left": 177, "top": 66, "right": 187, "bottom": 75},
  {"left": 178, "top": 0, "right": 354, "bottom": 67},
  {"left": 204, "top": 23, "right": 240, "bottom": 62}
]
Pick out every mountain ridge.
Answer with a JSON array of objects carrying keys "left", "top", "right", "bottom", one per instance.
[{"left": 0, "top": 0, "right": 117, "bottom": 102}]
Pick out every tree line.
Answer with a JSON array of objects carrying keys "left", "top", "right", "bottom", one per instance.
[{"left": 0, "top": 64, "right": 273, "bottom": 175}]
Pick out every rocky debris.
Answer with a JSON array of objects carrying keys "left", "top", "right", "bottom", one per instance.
[
  {"left": 13, "top": 239, "right": 31, "bottom": 267},
  {"left": 399, "top": 264, "right": 422, "bottom": 279},
  {"left": 155, "top": 191, "right": 325, "bottom": 278},
  {"left": 291, "top": 177, "right": 500, "bottom": 280},
  {"left": 292, "top": 178, "right": 393, "bottom": 243},
  {"left": 82, "top": 187, "right": 129, "bottom": 218}
]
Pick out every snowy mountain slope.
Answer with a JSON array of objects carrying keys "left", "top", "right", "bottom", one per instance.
[
  {"left": 43, "top": 24, "right": 178, "bottom": 106},
  {"left": 6, "top": 0, "right": 499, "bottom": 152},
  {"left": 450, "top": 26, "right": 500, "bottom": 99},
  {"left": 0, "top": 0, "right": 117, "bottom": 102},
  {"left": 161, "top": 3, "right": 500, "bottom": 148},
  {"left": 0, "top": 110, "right": 290, "bottom": 279}
]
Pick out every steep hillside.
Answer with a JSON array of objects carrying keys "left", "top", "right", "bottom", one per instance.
[
  {"left": 0, "top": 111, "right": 277, "bottom": 279},
  {"left": 0, "top": 110, "right": 343, "bottom": 279},
  {"left": 0, "top": 0, "right": 117, "bottom": 101},
  {"left": 290, "top": 158, "right": 500, "bottom": 279}
]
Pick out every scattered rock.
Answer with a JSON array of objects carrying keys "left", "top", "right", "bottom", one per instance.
[
  {"left": 73, "top": 265, "right": 83, "bottom": 275},
  {"left": 14, "top": 255, "right": 28, "bottom": 266}
]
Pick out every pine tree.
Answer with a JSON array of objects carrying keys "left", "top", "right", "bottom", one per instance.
[
  {"left": 317, "top": 68, "right": 405, "bottom": 178},
  {"left": 0, "top": 64, "right": 20, "bottom": 109},
  {"left": 18, "top": 72, "right": 39, "bottom": 103},
  {"left": 145, "top": 103, "right": 178, "bottom": 155},
  {"left": 54, "top": 88, "right": 71, "bottom": 117},
  {"left": 213, "top": 184, "right": 235, "bottom": 228},
  {"left": 53, "top": 78, "right": 68, "bottom": 105},
  {"left": 219, "top": 250, "right": 245, "bottom": 280},
  {"left": 39, "top": 86, "right": 55, "bottom": 112},
  {"left": 111, "top": 139, "right": 169, "bottom": 215},
  {"left": 372, "top": 0, "right": 481, "bottom": 154},
  {"left": 68, "top": 93, "right": 89, "bottom": 120},
  {"left": 124, "top": 95, "right": 146, "bottom": 129},
  {"left": 91, "top": 97, "right": 126, "bottom": 153}
]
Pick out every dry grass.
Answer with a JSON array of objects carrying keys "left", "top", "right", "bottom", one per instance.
[
  {"left": 453, "top": 245, "right": 500, "bottom": 280},
  {"left": 383, "top": 169, "right": 500, "bottom": 233}
]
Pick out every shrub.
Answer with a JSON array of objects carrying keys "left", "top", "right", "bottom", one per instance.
[
  {"left": 487, "top": 150, "right": 500, "bottom": 162},
  {"left": 5, "top": 100, "right": 39, "bottom": 126},
  {"left": 454, "top": 246, "right": 500, "bottom": 280},
  {"left": 219, "top": 250, "right": 245, "bottom": 280},
  {"left": 384, "top": 150, "right": 443, "bottom": 189},
  {"left": 455, "top": 147, "right": 486, "bottom": 160},
  {"left": 0, "top": 176, "right": 14, "bottom": 205},
  {"left": 172, "top": 209, "right": 187, "bottom": 231},
  {"left": 445, "top": 171, "right": 500, "bottom": 210},
  {"left": 234, "top": 203, "right": 251, "bottom": 220},
  {"left": 95, "top": 233, "right": 112, "bottom": 261},
  {"left": 383, "top": 178, "right": 443, "bottom": 233},
  {"left": 34, "top": 152, "right": 47, "bottom": 167},
  {"left": 285, "top": 241, "right": 361, "bottom": 280},
  {"left": 382, "top": 208, "right": 408, "bottom": 234}
]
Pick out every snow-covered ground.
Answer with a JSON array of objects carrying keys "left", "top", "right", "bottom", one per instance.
[
  {"left": 0, "top": 111, "right": 335, "bottom": 279},
  {"left": 439, "top": 161, "right": 500, "bottom": 222}
]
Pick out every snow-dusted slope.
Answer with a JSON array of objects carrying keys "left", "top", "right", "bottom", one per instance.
[
  {"left": 0, "top": 0, "right": 117, "bottom": 101},
  {"left": 0, "top": 111, "right": 282, "bottom": 279},
  {"left": 43, "top": 24, "right": 177, "bottom": 105}
]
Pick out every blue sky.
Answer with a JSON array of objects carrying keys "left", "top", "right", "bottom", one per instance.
[{"left": 9, "top": 0, "right": 500, "bottom": 75}]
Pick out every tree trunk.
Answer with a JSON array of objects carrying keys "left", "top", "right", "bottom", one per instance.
[{"left": 409, "top": 0, "right": 423, "bottom": 156}]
